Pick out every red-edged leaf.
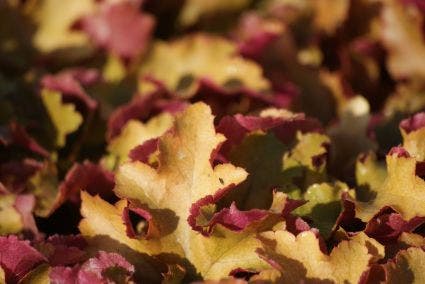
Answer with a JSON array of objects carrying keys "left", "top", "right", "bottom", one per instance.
[{"left": 41, "top": 69, "right": 99, "bottom": 113}]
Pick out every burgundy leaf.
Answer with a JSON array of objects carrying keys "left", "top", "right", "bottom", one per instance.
[
  {"left": 217, "top": 112, "right": 321, "bottom": 156},
  {"left": 14, "top": 194, "right": 39, "bottom": 238},
  {"left": 122, "top": 202, "right": 160, "bottom": 239},
  {"left": 128, "top": 138, "right": 159, "bottom": 163},
  {"left": 388, "top": 146, "right": 410, "bottom": 158},
  {"left": 399, "top": 112, "right": 425, "bottom": 134},
  {"left": 0, "top": 159, "right": 43, "bottom": 193},
  {"left": 107, "top": 90, "right": 186, "bottom": 139},
  {"left": 41, "top": 69, "right": 99, "bottom": 113},
  {"left": 75, "top": 0, "right": 155, "bottom": 60},
  {"left": 39, "top": 235, "right": 87, "bottom": 266},
  {"left": 7, "top": 122, "right": 49, "bottom": 157},
  {"left": 365, "top": 210, "right": 425, "bottom": 244},
  {"left": 50, "top": 252, "right": 134, "bottom": 284},
  {"left": 50, "top": 161, "right": 115, "bottom": 214},
  {"left": 0, "top": 236, "right": 46, "bottom": 284}
]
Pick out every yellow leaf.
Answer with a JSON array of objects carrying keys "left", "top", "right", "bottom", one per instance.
[
  {"left": 32, "top": 0, "right": 95, "bottom": 52},
  {"left": 27, "top": 161, "right": 59, "bottom": 217},
  {"left": 386, "top": 247, "right": 425, "bottom": 284},
  {"left": 356, "top": 153, "right": 425, "bottom": 221},
  {"left": 294, "top": 182, "right": 352, "bottom": 238},
  {"left": 312, "top": 0, "right": 350, "bottom": 35},
  {"left": 81, "top": 103, "right": 278, "bottom": 280},
  {"left": 179, "top": 0, "right": 249, "bottom": 27},
  {"left": 401, "top": 126, "right": 425, "bottom": 161},
  {"left": 380, "top": 0, "right": 425, "bottom": 80},
  {"left": 0, "top": 194, "right": 23, "bottom": 235},
  {"left": 80, "top": 192, "right": 160, "bottom": 255},
  {"left": 283, "top": 131, "right": 330, "bottom": 172},
  {"left": 41, "top": 89, "right": 83, "bottom": 147},
  {"left": 103, "top": 53, "right": 127, "bottom": 82},
  {"left": 107, "top": 113, "right": 174, "bottom": 165},
  {"left": 355, "top": 152, "right": 387, "bottom": 198},
  {"left": 257, "top": 230, "right": 384, "bottom": 283},
  {"left": 384, "top": 83, "right": 425, "bottom": 116},
  {"left": 0, "top": 267, "right": 5, "bottom": 284},
  {"left": 139, "top": 35, "right": 270, "bottom": 97},
  {"left": 398, "top": 232, "right": 425, "bottom": 248},
  {"left": 20, "top": 264, "right": 50, "bottom": 284},
  {"left": 114, "top": 102, "right": 247, "bottom": 215}
]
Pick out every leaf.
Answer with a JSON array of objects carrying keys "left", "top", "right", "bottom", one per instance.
[
  {"left": 29, "top": 251, "right": 136, "bottom": 284},
  {"left": 0, "top": 267, "right": 4, "bottom": 284},
  {"left": 0, "top": 236, "right": 46, "bottom": 283},
  {"left": 364, "top": 212, "right": 424, "bottom": 244},
  {"left": 138, "top": 34, "right": 271, "bottom": 97},
  {"left": 235, "top": 12, "right": 284, "bottom": 59},
  {"left": 400, "top": 112, "right": 425, "bottom": 161},
  {"left": 57, "top": 161, "right": 116, "bottom": 207},
  {"left": 0, "top": 159, "right": 42, "bottom": 196},
  {"left": 355, "top": 152, "right": 387, "bottom": 202},
  {"left": 31, "top": 0, "right": 95, "bottom": 52},
  {"left": 0, "top": 194, "right": 23, "bottom": 235},
  {"left": 178, "top": 0, "right": 250, "bottom": 27},
  {"left": 13, "top": 194, "right": 39, "bottom": 237},
  {"left": 80, "top": 193, "right": 151, "bottom": 252},
  {"left": 398, "top": 232, "right": 425, "bottom": 248},
  {"left": 80, "top": 191, "right": 290, "bottom": 280},
  {"left": 79, "top": 200, "right": 163, "bottom": 283},
  {"left": 380, "top": 0, "right": 425, "bottom": 80},
  {"left": 107, "top": 113, "right": 173, "bottom": 166},
  {"left": 384, "top": 83, "right": 425, "bottom": 116},
  {"left": 82, "top": 252, "right": 135, "bottom": 283},
  {"left": 312, "top": 0, "right": 350, "bottom": 35},
  {"left": 76, "top": 0, "right": 155, "bottom": 60},
  {"left": 283, "top": 132, "right": 330, "bottom": 173},
  {"left": 224, "top": 132, "right": 289, "bottom": 210},
  {"left": 256, "top": 230, "right": 384, "bottom": 283},
  {"left": 294, "top": 182, "right": 352, "bottom": 238},
  {"left": 20, "top": 264, "right": 50, "bottom": 284},
  {"left": 282, "top": 131, "right": 330, "bottom": 188},
  {"left": 217, "top": 109, "right": 322, "bottom": 156},
  {"left": 27, "top": 161, "right": 59, "bottom": 217},
  {"left": 35, "top": 235, "right": 87, "bottom": 266},
  {"left": 28, "top": 160, "right": 115, "bottom": 218},
  {"left": 102, "top": 54, "right": 127, "bottom": 82},
  {"left": 215, "top": 116, "right": 342, "bottom": 239},
  {"left": 41, "top": 89, "right": 83, "bottom": 147},
  {"left": 355, "top": 149, "right": 425, "bottom": 221},
  {"left": 162, "top": 263, "right": 186, "bottom": 284},
  {"left": 106, "top": 92, "right": 186, "bottom": 140},
  {"left": 385, "top": 247, "right": 425, "bottom": 284},
  {"left": 41, "top": 69, "right": 99, "bottom": 113},
  {"left": 188, "top": 191, "right": 300, "bottom": 237},
  {"left": 4, "top": 122, "right": 49, "bottom": 157},
  {"left": 215, "top": 112, "right": 323, "bottom": 210},
  {"left": 81, "top": 103, "right": 284, "bottom": 280}
]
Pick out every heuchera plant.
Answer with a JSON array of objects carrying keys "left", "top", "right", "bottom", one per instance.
[{"left": 1, "top": 0, "right": 425, "bottom": 283}]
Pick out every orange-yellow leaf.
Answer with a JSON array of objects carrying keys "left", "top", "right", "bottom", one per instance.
[
  {"left": 355, "top": 152, "right": 425, "bottom": 221},
  {"left": 257, "top": 230, "right": 384, "bottom": 283}
]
